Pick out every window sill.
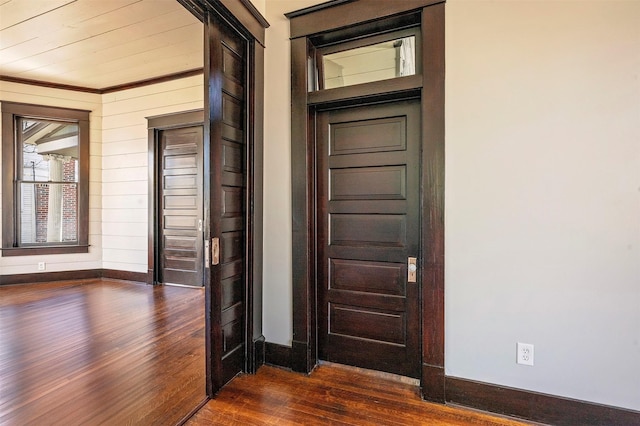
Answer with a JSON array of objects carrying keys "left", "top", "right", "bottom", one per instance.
[{"left": 1, "top": 245, "right": 90, "bottom": 257}]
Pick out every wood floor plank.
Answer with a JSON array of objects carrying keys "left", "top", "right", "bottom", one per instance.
[
  {"left": 187, "top": 364, "right": 533, "bottom": 426},
  {"left": 0, "top": 278, "right": 206, "bottom": 425}
]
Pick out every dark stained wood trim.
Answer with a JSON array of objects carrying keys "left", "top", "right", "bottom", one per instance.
[
  {"left": 0, "top": 101, "right": 91, "bottom": 119},
  {"left": 290, "top": 36, "right": 314, "bottom": 374},
  {"left": 446, "top": 376, "right": 640, "bottom": 426},
  {"left": 0, "top": 269, "right": 153, "bottom": 286},
  {"left": 1, "top": 245, "right": 90, "bottom": 257},
  {"left": 101, "top": 68, "right": 204, "bottom": 93},
  {"left": 265, "top": 342, "right": 293, "bottom": 370},
  {"left": 147, "top": 109, "right": 204, "bottom": 129},
  {"left": 1, "top": 109, "right": 12, "bottom": 253},
  {"left": 1, "top": 69, "right": 204, "bottom": 95},
  {"left": 238, "top": 0, "right": 270, "bottom": 29},
  {"left": 246, "top": 41, "right": 265, "bottom": 375},
  {"left": 217, "top": 0, "right": 268, "bottom": 46},
  {"left": 421, "top": 363, "right": 445, "bottom": 403},
  {"left": 420, "top": 2, "right": 445, "bottom": 402},
  {"left": 0, "top": 269, "right": 100, "bottom": 286},
  {"left": 284, "top": 0, "right": 354, "bottom": 19},
  {"left": 202, "top": 10, "right": 215, "bottom": 399},
  {"left": 177, "top": 0, "right": 206, "bottom": 23},
  {"left": 182, "top": 0, "right": 269, "bottom": 47},
  {"left": 288, "top": 0, "right": 445, "bottom": 395},
  {"left": 0, "top": 75, "right": 101, "bottom": 94},
  {"left": 101, "top": 269, "right": 151, "bottom": 284},
  {"left": 287, "top": 0, "right": 444, "bottom": 39},
  {"left": 308, "top": 75, "right": 422, "bottom": 107},
  {"left": 1, "top": 102, "right": 90, "bottom": 257},
  {"left": 249, "top": 336, "right": 266, "bottom": 373}
]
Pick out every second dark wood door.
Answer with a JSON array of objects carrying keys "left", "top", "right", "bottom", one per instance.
[
  {"left": 159, "top": 125, "right": 204, "bottom": 287},
  {"left": 317, "top": 100, "right": 421, "bottom": 378}
]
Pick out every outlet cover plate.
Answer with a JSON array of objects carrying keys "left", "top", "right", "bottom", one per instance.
[{"left": 517, "top": 342, "right": 534, "bottom": 366}]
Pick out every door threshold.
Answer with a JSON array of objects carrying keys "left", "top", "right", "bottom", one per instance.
[
  {"left": 318, "top": 360, "right": 420, "bottom": 386},
  {"left": 162, "top": 282, "right": 205, "bottom": 289}
]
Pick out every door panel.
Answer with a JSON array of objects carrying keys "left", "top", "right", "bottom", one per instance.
[
  {"left": 318, "top": 100, "right": 421, "bottom": 378},
  {"left": 159, "top": 126, "right": 203, "bottom": 287},
  {"left": 208, "top": 18, "right": 247, "bottom": 387}
]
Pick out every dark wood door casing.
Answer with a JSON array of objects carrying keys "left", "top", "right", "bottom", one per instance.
[{"left": 288, "top": 0, "right": 445, "bottom": 402}]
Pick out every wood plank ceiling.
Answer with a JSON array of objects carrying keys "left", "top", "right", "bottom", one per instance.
[{"left": 0, "top": 0, "right": 203, "bottom": 91}]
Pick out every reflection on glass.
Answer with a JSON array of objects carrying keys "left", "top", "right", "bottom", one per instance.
[
  {"left": 321, "top": 36, "right": 416, "bottom": 90},
  {"left": 18, "top": 118, "right": 79, "bottom": 245}
]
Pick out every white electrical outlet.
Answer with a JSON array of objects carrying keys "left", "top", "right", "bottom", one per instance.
[
  {"left": 38, "top": 262, "right": 46, "bottom": 271},
  {"left": 517, "top": 342, "right": 534, "bottom": 366}
]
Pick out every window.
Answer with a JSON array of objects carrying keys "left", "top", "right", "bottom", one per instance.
[
  {"left": 2, "top": 102, "right": 90, "bottom": 256},
  {"left": 311, "top": 28, "right": 421, "bottom": 91}
]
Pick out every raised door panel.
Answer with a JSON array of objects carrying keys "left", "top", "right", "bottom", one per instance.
[{"left": 318, "top": 100, "right": 421, "bottom": 378}]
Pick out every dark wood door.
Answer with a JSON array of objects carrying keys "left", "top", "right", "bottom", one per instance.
[
  {"left": 317, "top": 99, "right": 421, "bottom": 378},
  {"left": 207, "top": 16, "right": 247, "bottom": 388},
  {"left": 158, "top": 125, "right": 204, "bottom": 287}
]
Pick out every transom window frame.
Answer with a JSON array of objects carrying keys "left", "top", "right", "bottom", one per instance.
[
  {"left": 1, "top": 101, "right": 90, "bottom": 256},
  {"left": 313, "top": 26, "right": 422, "bottom": 92}
]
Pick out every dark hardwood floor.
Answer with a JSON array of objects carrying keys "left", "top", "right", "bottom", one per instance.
[
  {"left": 187, "top": 364, "right": 532, "bottom": 426},
  {"left": 0, "top": 278, "right": 205, "bottom": 425},
  {"left": 1, "top": 278, "right": 532, "bottom": 425}
]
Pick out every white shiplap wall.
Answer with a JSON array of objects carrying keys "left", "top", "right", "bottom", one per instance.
[
  {"left": 100, "top": 75, "right": 203, "bottom": 273},
  {"left": 0, "top": 75, "right": 203, "bottom": 276},
  {"left": 0, "top": 80, "right": 103, "bottom": 275}
]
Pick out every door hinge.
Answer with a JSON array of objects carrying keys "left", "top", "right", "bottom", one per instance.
[{"left": 204, "top": 239, "right": 210, "bottom": 268}]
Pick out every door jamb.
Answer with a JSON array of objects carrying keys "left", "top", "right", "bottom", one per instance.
[{"left": 288, "top": 0, "right": 445, "bottom": 402}]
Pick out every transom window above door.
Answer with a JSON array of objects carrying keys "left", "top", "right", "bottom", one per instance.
[{"left": 314, "top": 28, "right": 420, "bottom": 91}]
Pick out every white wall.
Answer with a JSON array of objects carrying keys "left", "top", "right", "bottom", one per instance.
[
  {"left": 101, "top": 76, "right": 203, "bottom": 273},
  {"left": 445, "top": 0, "right": 640, "bottom": 411},
  {"left": 260, "top": 0, "right": 640, "bottom": 412},
  {"left": 0, "top": 77, "right": 203, "bottom": 276},
  {"left": 262, "top": 0, "right": 323, "bottom": 346},
  {"left": 0, "top": 81, "right": 103, "bottom": 275}
]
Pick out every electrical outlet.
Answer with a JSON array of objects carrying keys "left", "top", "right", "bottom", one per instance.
[
  {"left": 38, "top": 262, "right": 46, "bottom": 271},
  {"left": 517, "top": 342, "right": 534, "bottom": 366}
]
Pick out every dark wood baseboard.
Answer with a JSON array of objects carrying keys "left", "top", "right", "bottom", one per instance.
[
  {"left": 265, "top": 342, "right": 292, "bottom": 370},
  {"left": 291, "top": 340, "right": 312, "bottom": 373},
  {"left": 249, "top": 336, "right": 266, "bottom": 374},
  {"left": 446, "top": 376, "right": 640, "bottom": 426},
  {"left": 421, "top": 363, "right": 445, "bottom": 403},
  {"left": 101, "top": 269, "right": 151, "bottom": 284},
  {"left": 0, "top": 269, "right": 100, "bottom": 285},
  {"left": 259, "top": 348, "right": 639, "bottom": 425},
  {"left": 0, "top": 269, "right": 151, "bottom": 286}
]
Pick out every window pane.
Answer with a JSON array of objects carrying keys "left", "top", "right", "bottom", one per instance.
[
  {"left": 19, "top": 118, "right": 79, "bottom": 183},
  {"left": 19, "top": 182, "right": 78, "bottom": 244},
  {"left": 321, "top": 36, "right": 416, "bottom": 90}
]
